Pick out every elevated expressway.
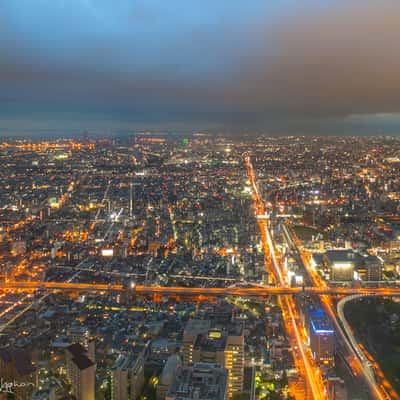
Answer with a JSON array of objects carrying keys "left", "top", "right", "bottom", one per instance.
[
  {"left": 284, "top": 222, "right": 398, "bottom": 400},
  {"left": 1, "top": 155, "right": 399, "bottom": 399},
  {"left": 244, "top": 155, "right": 398, "bottom": 400},
  {"left": 245, "top": 154, "right": 327, "bottom": 400},
  {"left": 337, "top": 296, "right": 400, "bottom": 400},
  {"left": 3, "top": 281, "right": 400, "bottom": 297}
]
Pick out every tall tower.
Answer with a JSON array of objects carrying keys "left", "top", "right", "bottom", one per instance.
[
  {"left": 66, "top": 343, "right": 95, "bottom": 400},
  {"left": 129, "top": 182, "right": 134, "bottom": 218}
]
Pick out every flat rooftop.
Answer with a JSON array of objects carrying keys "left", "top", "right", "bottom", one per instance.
[
  {"left": 310, "top": 309, "right": 334, "bottom": 335},
  {"left": 166, "top": 363, "right": 228, "bottom": 400}
]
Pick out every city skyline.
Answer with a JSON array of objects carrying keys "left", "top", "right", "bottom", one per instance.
[
  {"left": 1, "top": 135, "right": 400, "bottom": 399},
  {"left": 2, "top": 1, "right": 400, "bottom": 399}
]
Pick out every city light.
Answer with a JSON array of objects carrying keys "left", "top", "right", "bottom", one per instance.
[{"left": 0, "top": 137, "right": 399, "bottom": 400}]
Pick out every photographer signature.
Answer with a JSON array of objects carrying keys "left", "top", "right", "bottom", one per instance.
[{"left": 0, "top": 378, "right": 35, "bottom": 394}]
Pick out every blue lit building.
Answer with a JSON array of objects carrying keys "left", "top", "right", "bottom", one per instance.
[{"left": 309, "top": 308, "right": 335, "bottom": 367}]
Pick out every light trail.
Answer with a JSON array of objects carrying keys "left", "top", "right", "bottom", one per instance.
[
  {"left": 244, "top": 155, "right": 326, "bottom": 400},
  {"left": 0, "top": 270, "right": 82, "bottom": 334},
  {"left": 0, "top": 177, "right": 83, "bottom": 332},
  {"left": 5, "top": 281, "right": 400, "bottom": 297},
  {"left": 102, "top": 207, "right": 123, "bottom": 241},
  {"left": 286, "top": 224, "right": 394, "bottom": 400},
  {"left": 281, "top": 296, "right": 324, "bottom": 399},
  {"left": 337, "top": 296, "right": 399, "bottom": 400}
]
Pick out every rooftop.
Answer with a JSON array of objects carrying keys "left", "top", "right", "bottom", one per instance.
[
  {"left": 324, "top": 250, "right": 360, "bottom": 265},
  {"left": 67, "top": 343, "right": 94, "bottom": 371},
  {"left": 166, "top": 363, "right": 228, "bottom": 400},
  {"left": 309, "top": 309, "right": 334, "bottom": 335}
]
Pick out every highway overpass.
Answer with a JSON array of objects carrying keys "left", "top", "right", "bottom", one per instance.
[{"left": 2, "top": 281, "right": 400, "bottom": 297}]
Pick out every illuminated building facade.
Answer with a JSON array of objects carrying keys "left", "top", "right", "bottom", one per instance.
[
  {"left": 324, "top": 250, "right": 356, "bottom": 282},
  {"left": 185, "top": 322, "right": 244, "bottom": 398},
  {"left": 182, "top": 320, "right": 211, "bottom": 365},
  {"left": 363, "top": 255, "right": 383, "bottom": 281},
  {"left": 309, "top": 309, "right": 335, "bottom": 367}
]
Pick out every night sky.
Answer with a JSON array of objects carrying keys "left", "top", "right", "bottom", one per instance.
[{"left": 1, "top": 0, "right": 400, "bottom": 136}]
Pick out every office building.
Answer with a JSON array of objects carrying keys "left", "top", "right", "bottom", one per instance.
[
  {"left": 184, "top": 321, "right": 244, "bottom": 398},
  {"left": 324, "top": 250, "right": 356, "bottom": 282},
  {"left": 181, "top": 320, "right": 211, "bottom": 365},
  {"left": 309, "top": 309, "right": 335, "bottom": 367},
  {"left": 363, "top": 255, "right": 382, "bottom": 281},
  {"left": 157, "top": 354, "right": 182, "bottom": 400},
  {"left": 67, "top": 326, "right": 90, "bottom": 348},
  {"left": 111, "top": 354, "right": 145, "bottom": 400},
  {"left": 166, "top": 362, "right": 228, "bottom": 400},
  {"left": 66, "top": 343, "right": 95, "bottom": 400}
]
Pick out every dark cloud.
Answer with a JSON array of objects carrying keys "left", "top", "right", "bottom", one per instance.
[
  {"left": 1, "top": 1, "right": 400, "bottom": 133},
  {"left": 224, "top": 1, "right": 400, "bottom": 117}
]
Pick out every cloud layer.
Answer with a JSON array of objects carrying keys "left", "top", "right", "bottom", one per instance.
[
  {"left": 228, "top": 1, "right": 400, "bottom": 117},
  {"left": 1, "top": 0, "right": 400, "bottom": 133}
]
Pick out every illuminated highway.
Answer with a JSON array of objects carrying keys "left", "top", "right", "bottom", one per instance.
[
  {"left": 245, "top": 155, "right": 399, "bottom": 400},
  {"left": 1, "top": 154, "right": 400, "bottom": 399},
  {"left": 337, "top": 296, "right": 400, "bottom": 400},
  {"left": 0, "top": 177, "right": 82, "bottom": 332},
  {"left": 0, "top": 270, "right": 82, "bottom": 334},
  {"left": 285, "top": 222, "right": 396, "bottom": 400},
  {"left": 4, "top": 280, "right": 400, "bottom": 297},
  {"left": 244, "top": 155, "right": 327, "bottom": 400}
]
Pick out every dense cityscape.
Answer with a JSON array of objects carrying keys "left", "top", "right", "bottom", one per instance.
[
  {"left": 0, "top": 134, "right": 399, "bottom": 400},
  {"left": 3, "top": 0, "right": 400, "bottom": 398}
]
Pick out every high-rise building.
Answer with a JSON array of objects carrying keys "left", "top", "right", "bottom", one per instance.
[
  {"left": 224, "top": 327, "right": 244, "bottom": 396},
  {"left": 183, "top": 321, "right": 244, "bottom": 398},
  {"left": 66, "top": 343, "right": 95, "bottom": 400},
  {"left": 309, "top": 309, "right": 335, "bottom": 367},
  {"left": 157, "top": 354, "right": 182, "bottom": 400},
  {"left": 181, "top": 320, "right": 211, "bottom": 365},
  {"left": 166, "top": 362, "right": 228, "bottom": 400},
  {"left": 67, "top": 325, "right": 90, "bottom": 348},
  {"left": 111, "top": 354, "right": 144, "bottom": 400}
]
